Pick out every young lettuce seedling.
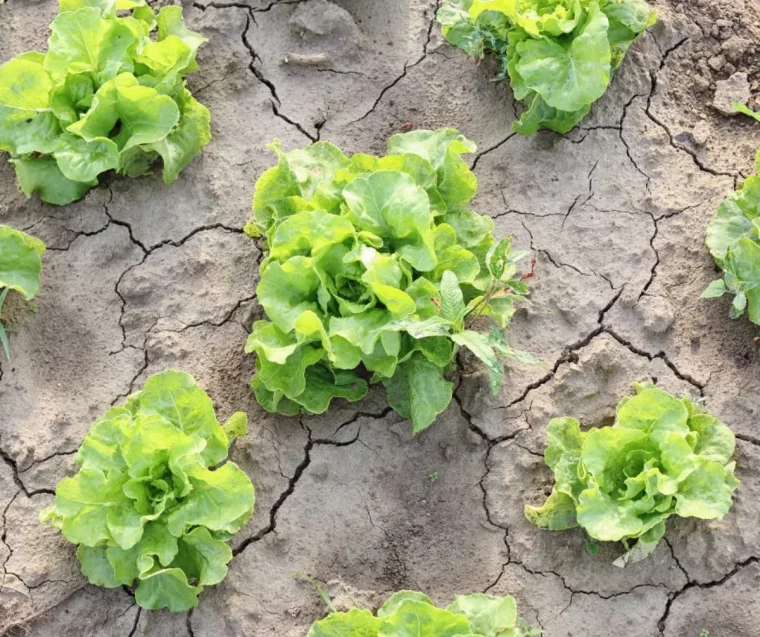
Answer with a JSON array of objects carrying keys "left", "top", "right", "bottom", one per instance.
[
  {"left": 526, "top": 383, "right": 739, "bottom": 566},
  {"left": 306, "top": 586, "right": 541, "bottom": 637},
  {"left": 40, "top": 370, "right": 255, "bottom": 612},
  {"left": 702, "top": 105, "right": 760, "bottom": 324}
]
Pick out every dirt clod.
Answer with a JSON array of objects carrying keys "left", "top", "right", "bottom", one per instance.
[{"left": 712, "top": 71, "right": 751, "bottom": 115}]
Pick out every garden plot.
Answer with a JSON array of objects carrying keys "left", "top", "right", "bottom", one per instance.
[{"left": 0, "top": 0, "right": 759, "bottom": 636}]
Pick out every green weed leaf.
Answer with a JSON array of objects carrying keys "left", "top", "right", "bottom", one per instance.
[{"left": 439, "top": 270, "right": 465, "bottom": 322}]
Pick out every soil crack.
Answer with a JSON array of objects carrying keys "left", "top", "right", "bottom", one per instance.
[
  {"left": 240, "top": 12, "right": 317, "bottom": 141},
  {"left": 657, "top": 556, "right": 760, "bottom": 636},
  {"left": 347, "top": 0, "right": 441, "bottom": 125}
]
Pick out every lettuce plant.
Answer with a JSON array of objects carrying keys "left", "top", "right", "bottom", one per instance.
[
  {"left": 40, "top": 370, "right": 254, "bottom": 612},
  {"left": 701, "top": 109, "right": 759, "bottom": 324},
  {"left": 245, "top": 129, "right": 532, "bottom": 434},
  {"left": 0, "top": 225, "right": 46, "bottom": 361},
  {"left": 0, "top": 0, "right": 210, "bottom": 205},
  {"left": 436, "top": 0, "right": 655, "bottom": 135},
  {"left": 525, "top": 384, "right": 738, "bottom": 566},
  {"left": 307, "top": 589, "right": 540, "bottom": 637}
]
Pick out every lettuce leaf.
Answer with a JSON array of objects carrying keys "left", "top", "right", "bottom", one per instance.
[
  {"left": 0, "top": 225, "right": 46, "bottom": 301},
  {"left": 306, "top": 589, "right": 540, "bottom": 637},
  {"left": 436, "top": 0, "right": 655, "bottom": 135},
  {"left": 703, "top": 148, "right": 760, "bottom": 324},
  {"left": 0, "top": 1, "right": 210, "bottom": 205},
  {"left": 40, "top": 370, "right": 255, "bottom": 612},
  {"left": 0, "top": 225, "right": 46, "bottom": 360},
  {"left": 525, "top": 384, "right": 739, "bottom": 565},
  {"left": 246, "top": 130, "right": 533, "bottom": 434}
]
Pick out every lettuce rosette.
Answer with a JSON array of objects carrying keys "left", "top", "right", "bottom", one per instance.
[
  {"left": 702, "top": 131, "right": 760, "bottom": 324},
  {"left": 525, "top": 384, "right": 739, "bottom": 565},
  {"left": 40, "top": 370, "right": 254, "bottom": 611},
  {"left": 0, "top": 0, "right": 210, "bottom": 205},
  {"left": 436, "top": 0, "right": 656, "bottom": 135},
  {"left": 245, "top": 129, "right": 534, "bottom": 434},
  {"left": 307, "top": 589, "right": 540, "bottom": 637}
]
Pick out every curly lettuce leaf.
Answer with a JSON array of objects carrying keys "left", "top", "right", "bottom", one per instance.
[
  {"left": 308, "top": 609, "right": 383, "bottom": 637},
  {"left": 0, "top": 56, "right": 54, "bottom": 112},
  {"left": 0, "top": 57, "right": 61, "bottom": 156},
  {"left": 515, "top": 4, "right": 611, "bottom": 112},
  {"left": 40, "top": 370, "right": 254, "bottom": 612},
  {"left": 0, "top": 225, "right": 46, "bottom": 301},
  {"left": 386, "top": 127, "right": 478, "bottom": 215},
  {"left": 44, "top": 7, "right": 138, "bottom": 83},
  {"left": 342, "top": 171, "right": 437, "bottom": 272},
  {"left": 54, "top": 133, "right": 120, "bottom": 182},
  {"left": 145, "top": 88, "right": 211, "bottom": 184},
  {"left": 525, "top": 384, "right": 739, "bottom": 564},
  {"left": 251, "top": 140, "right": 350, "bottom": 235}
]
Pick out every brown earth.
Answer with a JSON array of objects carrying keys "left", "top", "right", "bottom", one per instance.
[{"left": 1, "top": 0, "right": 759, "bottom": 635}]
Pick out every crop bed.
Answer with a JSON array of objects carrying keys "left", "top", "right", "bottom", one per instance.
[{"left": 1, "top": 0, "right": 759, "bottom": 635}]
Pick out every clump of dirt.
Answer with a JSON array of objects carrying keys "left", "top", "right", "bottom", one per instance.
[
  {"left": 289, "top": 0, "right": 362, "bottom": 44},
  {"left": 672, "top": 0, "right": 760, "bottom": 99}
]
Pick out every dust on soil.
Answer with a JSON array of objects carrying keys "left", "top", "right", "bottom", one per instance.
[{"left": 1, "top": 0, "right": 759, "bottom": 635}]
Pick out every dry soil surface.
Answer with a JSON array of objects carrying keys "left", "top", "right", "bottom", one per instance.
[{"left": 1, "top": 0, "right": 760, "bottom": 636}]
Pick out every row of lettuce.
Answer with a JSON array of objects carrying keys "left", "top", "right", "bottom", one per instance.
[
  {"left": 0, "top": 357, "right": 742, "bottom": 626},
  {"left": 0, "top": 0, "right": 659, "bottom": 202},
  {"left": 32, "top": 374, "right": 738, "bottom": 616},
  {"left": 1, "top": 0, "right": 755, "bottom": 330}
]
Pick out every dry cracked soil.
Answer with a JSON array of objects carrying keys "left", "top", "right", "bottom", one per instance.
[{"left": 1, "top": 0, "right": 760, "bottom": 635}]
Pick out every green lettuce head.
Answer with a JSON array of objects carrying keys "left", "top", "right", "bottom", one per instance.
[
  {"left": 436, "top": 0, "right": 656, "bottom": 135},
  {"left": 246, "top": 129, "right": 535, "bottom": 435},
  {"left": 525, "top": 383, "right": 739, "bottom": 565},
  {"left": 40, "top": 370, "right": 254, "bottom": 612},
  {"left": 0, "top": 0, "right": 211, "bottom": 205},
  {"left": 307, "top": 589, "right": 541, "bottom": 637}
]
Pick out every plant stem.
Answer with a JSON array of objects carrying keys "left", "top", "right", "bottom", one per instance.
[{"left": 0, "top": 287, "right": 11, "bottom": 362}]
